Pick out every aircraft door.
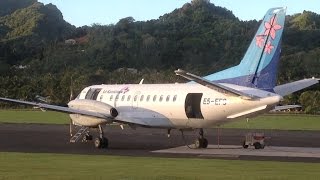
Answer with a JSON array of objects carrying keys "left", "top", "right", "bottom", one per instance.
[{"left": 185, "top": 93, "right": 204, "bottom": 119}]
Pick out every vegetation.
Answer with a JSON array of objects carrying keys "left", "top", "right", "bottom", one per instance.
[
  {"left": 0, "top": 152, "right": 320, "bottom": 180},
  {"left": 0, "top": 0, "right": 319, "bottom": 112},
  {"left": 222, "top": 114, "right": 320, "bottom": 130}
]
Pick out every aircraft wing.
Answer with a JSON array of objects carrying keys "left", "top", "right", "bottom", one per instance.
[
  {"left": 0, "top": 97, "right": 115, "bottom": 119},
  {"left": 175, "top": 69, "right": 259, "bottom": 100},
  {"left": 270, "top": 105, "right": 301, "bottom": 112},
  {"left": 0, "top": 97, "right": 152, "bottom": 126},
  {"left": 273, "top": 78, "right": 319, "bottom": 96}
]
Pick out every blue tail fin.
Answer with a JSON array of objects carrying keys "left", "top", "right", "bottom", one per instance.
[{"left": 204, "top": 7, "right": 286, "bottom": 91}]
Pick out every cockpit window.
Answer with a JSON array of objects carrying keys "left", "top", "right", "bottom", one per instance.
[{"left": 85, "top": 88, "right": 102, "bottom": 100}]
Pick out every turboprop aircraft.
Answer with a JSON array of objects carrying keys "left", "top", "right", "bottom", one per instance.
[{"left": 0, "top": 7, "right": 319, "bottom": 149}]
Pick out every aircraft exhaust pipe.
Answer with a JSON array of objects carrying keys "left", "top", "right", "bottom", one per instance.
[{"left": 110, "top": 108, "right": 118, "bottom": 118}]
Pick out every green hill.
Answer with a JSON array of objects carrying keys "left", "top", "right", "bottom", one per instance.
[{"left": 0, "top": 0, "right": 319, "bottom": 112}]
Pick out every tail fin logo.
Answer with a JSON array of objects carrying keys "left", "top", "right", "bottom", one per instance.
[
  {"left": 265, "top": 41, "right": 274, "bottom": 54},
  {"left": 255, "top": 16, "right": 282, "bottom": 54},
  {"left": 264, "top": 16, "right": 282, "bottom": 39}
]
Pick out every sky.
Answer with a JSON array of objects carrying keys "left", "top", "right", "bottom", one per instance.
[{"left": 38, "top": 0, "right": 320, "bottom": 27}]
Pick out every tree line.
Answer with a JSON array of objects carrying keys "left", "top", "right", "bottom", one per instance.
[{"left": 0, "top": 0, "right": 319, "bottom": 113}]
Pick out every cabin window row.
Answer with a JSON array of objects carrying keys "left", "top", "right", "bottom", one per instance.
[{"left": 108, "top": 94, "right": 178, "bottom": 102}]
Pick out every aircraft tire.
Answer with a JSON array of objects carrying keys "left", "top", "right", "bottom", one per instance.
[
  {"left": 202, "top": 138, "right": 208, "bottom": 148},
  {"left": 254, "top": 142, "right": 261, "bottom": 149},
  {"left": 242, "top": 141, "right": 249, "bottom": 149},
  {"left": 195, "top": 138, "right": 202, "bottom": 149},
  {"left": 94, "top": 137, "right": 102, "bottom": 148},
  {"left": 101, "top": 137, "right": 109, "bottom": 149},
  {"left": 83, "top": 134, "right": 93, "bottom": 142}
]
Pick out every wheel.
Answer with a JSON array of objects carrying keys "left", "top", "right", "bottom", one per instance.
[
  {"left": 202, "top": 138, "right": 208, "bottom": 148},
  {"left": 242, "top": 141, "right": 249, "bottom": 149},
  {"left": 83, "top": 134, "right": 93, "bottom": 142},
  {"left": 194, "top": 138, "right": 208, "bottom": 148},
  {"left": 101, "top": 137, "right": 109, "bottom": 149},
  {"left": 254, "top": 142, "right": 261, "bottom": 149},
  {"left": 94, "top": 138, "right": 102, "bottom": 148},
  {"left": 94, "top": 137, "right": 109, "bottom": 149},
  {"left": 194, "top": 138, "right": 202, "bottom": 149},
  {"left": 86, "top": 135, "right": 93, "bottom": 140}
]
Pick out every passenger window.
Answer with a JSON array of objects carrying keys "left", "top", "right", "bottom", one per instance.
[
  {"left": 140, "top": 95, "right": 144, "bottom": 101},
  {"left": 127, "top": 95, "right": 131, "bottom": 101},
  {"left": 146, "top": 95, "right": 150, "bottom": 102},
  {"left": 115, "top": 94, "right": 119, "bottom": 101},
  {"left": 159, "top": 95, "right": 163, "bottom": 102},
  {"left": 110, "top": 95, "right": 113, "bottom": 101},
  {"left": 173, "top": 95, "right": 177, "bottom": 102},
  {"left": 153, "top": 95, "right": 157, "bottom": 102},
  {"left": 166, "top": 95, "right": 170, "bottom": 102},
  {"left": 134, "top": 95, "right": 138, "bottom": 102},
  {"left": 121, "top": 95, "right": 125, "bottom": 101}
]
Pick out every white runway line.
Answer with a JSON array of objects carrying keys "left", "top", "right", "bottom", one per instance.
[{"left": 152, "top": 145, "right": 320, "bottom": 158}]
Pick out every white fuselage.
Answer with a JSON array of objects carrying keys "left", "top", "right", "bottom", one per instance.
[{"left": 72, "top": 83, "right": 281, "bottom": 129}]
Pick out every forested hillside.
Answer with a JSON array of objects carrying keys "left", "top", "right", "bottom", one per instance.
[{"left": 0, "top": 0, "right": 319, "bottom": 113}]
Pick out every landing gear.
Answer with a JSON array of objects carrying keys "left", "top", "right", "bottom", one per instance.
[
  {"left": 82, "top": 134, "right": 93, "bottom": 142},
  {"left": 195, "top": 129, "right": 208, "bottom": 148},
  {"left": 94, "top": 137, "right": 108, "bottom": 148},
  {"left": 94, "top": 125, "right": 109, "bottom": 149}
]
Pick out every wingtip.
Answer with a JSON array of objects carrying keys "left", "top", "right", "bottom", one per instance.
[{"left": 174, "top": 69, "right": 186, "bottom": 75}]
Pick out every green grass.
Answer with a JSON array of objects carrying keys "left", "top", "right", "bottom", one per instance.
[
  {"left": 222, "top": 114, "right": 320, "bottom": 130},
  {"left": 0, "top": 152, "right": 319, "bottom": 180},
  {"left": 0, "top": 110, "right": 319, "bottom": 130},
  {"left": 0, "top": 110, "right": 69, "bottom": 124}
]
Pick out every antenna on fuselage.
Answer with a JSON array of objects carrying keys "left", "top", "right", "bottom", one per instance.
[{"left": 139, "top": 79, "right": 144, "bottom": 84}]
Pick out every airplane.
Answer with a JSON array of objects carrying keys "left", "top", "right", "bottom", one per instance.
[{"left": 0, "top": 7, "right": 319, "bottom": 149}]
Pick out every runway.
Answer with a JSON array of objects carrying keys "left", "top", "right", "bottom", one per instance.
[{"left": 1, "top": 123, "right": 320, "bottom": 162}]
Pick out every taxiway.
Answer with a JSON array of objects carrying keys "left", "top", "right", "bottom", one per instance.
[{"left": 1, "top": 123, "right": 320, "bottom": 162}]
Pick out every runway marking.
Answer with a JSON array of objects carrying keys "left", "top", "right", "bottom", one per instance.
[{"left": 152, "top": 145, "right": 320, "bottom": 158}]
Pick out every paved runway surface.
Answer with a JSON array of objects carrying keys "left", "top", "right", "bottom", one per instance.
[{"left": 1, "top": 123, "right": 320, "bottom": 162}]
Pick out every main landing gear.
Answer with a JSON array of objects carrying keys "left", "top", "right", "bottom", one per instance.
[
  {"left": 69, "top": 122, "right": 109, "bottom": 149},
  {"left": 94, "top": 125, "right": 109, "bottom": 149},
  {"left": 194, "top": 128, "right": 208, "bottom": 149}
]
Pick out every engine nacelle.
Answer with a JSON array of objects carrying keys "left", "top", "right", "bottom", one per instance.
[{"left": 67, "top": 99, "right": 118, "bottom": 127}]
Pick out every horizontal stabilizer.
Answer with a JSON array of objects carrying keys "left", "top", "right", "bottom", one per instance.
[
  {"left": 274, "top": 78, "right": 319, "bottom": 96},
  {"left": 175, "top": 69, "right": 258, "bottom": 99}
]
